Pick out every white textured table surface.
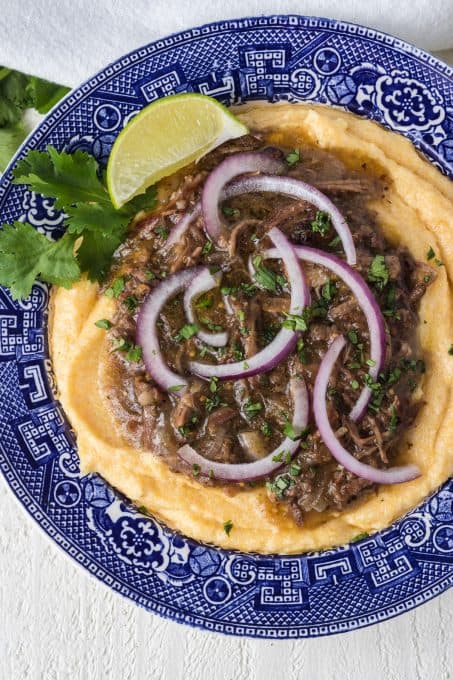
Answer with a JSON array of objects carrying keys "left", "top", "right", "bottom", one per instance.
[{"left": 1, "top": 40, "right": 452, "bottom": 680}]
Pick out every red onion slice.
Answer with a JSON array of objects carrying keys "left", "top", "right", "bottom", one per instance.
[
  {"left": 165, "top": 203, "right": 201, "bottom": 250},
  {"left": 225, "top": 175, "right": 357, "bottom": 265},
  {"left": 183, "top": 267, "right": 228, "bottom": 347},
  {"left": 178, "top": 376, "right": 309, "bottom": 481},
  {"left": 264, "top": 245, "right": 386, "bottom": 421},
  {"left": 136, "top": 268, "right": 201, "bottom": 394},
  {"left": 201, "top": 152, "right": 285, "bottom": 242},
  {"left": 313, "top": 335, "right": 420, "bottom": 484},
  {"left": 189, "top": 227, "right": 309, "bottom": 380}
]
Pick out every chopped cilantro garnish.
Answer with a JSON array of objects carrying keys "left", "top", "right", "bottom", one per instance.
[
  {"left": 169, "top": 384, "right": 186, "bottom": 392},
  {"left": 105, "top": 276, "right": 125, "bottom": 298},
  {"left": 202, "top": 240, "right": 213, "bottom": 255},
  {"left": 368, "top": 255, "right": 389, "bottom": 289},
  {"left": 232, "top": 342, "right": 244, "bottom": 361},
  {"left": 154, "top": 224, "right": 168, "bottom": 240},
  {"left": 285, "top": 148, "right": 300, "bottom": 166},
  {"left": 252, "top": 256, "right": 287, "bottom": 293},
  {"left": 426, "top": 246, "right": 435, "bottom": 261},
  {"left": 328, "top": 235, "right": 341, "bottom": 248},
  {"left": 289, "top": 463, "right": 302, "bottom": 477},
  {"left": 222, "top": 206, "right": 240, "bottom": 218},
  {"left": 195, "top": 294, "right": 213, "bottom": 309},
  {"left": 192, "top": 464, "right": 201, "bottom": 477},
  {"left": 351, "top": 532, "right": 369, "bottom": 543},
  {"left": 244, "top": 399, "right": 263, "bottom": 417},
  {"left": 310, "top": 211, "right": 331, "bottom": 236},
  {"left": 223, "top": 520, "right": 234, "bottom": 536},
  {"left": 321, "top": 279, "right": 336, "bottom": 302},
  {"left": 95, "top": 318, "right": 112, "bottom": 330},
  {"left": 282, "top": 313, "right": 308, "bottom": 332},
  {"left": 174, "top": 323, "right": 198, "bottom": 341},
  {"left": 283, "top": 422, "right": 298, "bottom": 440},
  {"left": 347, "top": 330, "right": 359, "bottom": 345},
  {"left": 145, "top": 270, "right": 156, "bottom": 281},
  {"left": 209, "top": 376, "right": 219, "bottom": 393},
  {"left": 272, "top": 451, "right": 284, "bottom": 462},
  {"left": 236, "top": 309, "right": 245, "bottom": 321},
  {"left": 387, "top": 367, "right": 402, "bottom": 385},
  {"left": 389, "top": 406, "right": 398, "bottom": 433},
  {"left": 200, "top": 317, "right": 223, "bottom": 332},
  {"left": 296, "top": 337, "right": 310, "bottom": 364},
  {"left": 123, "top": 295, "right": 138, "bottom": 313},
  {"left": 125, "top": 345, "right": 142, "bottom": 363},
  {"left": 350, "top": 379, "right": 360, "bottom": 390},
  {"left": 262, "top": 422, "right": 272, "bottom": 436},
  {"left": 240, "top": 281, "right": 256, "bottom": 295},
  {"left": 111, "top": 337, "right": 130, "bottom": 352}
]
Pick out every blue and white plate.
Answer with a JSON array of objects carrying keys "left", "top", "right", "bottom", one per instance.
[{"left": 0, "top": 15, "right": 451, "bottom": 639}]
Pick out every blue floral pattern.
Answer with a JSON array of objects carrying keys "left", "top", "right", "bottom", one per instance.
[{"left": 0, "top": 15, "right": 451, "bottom": 638}]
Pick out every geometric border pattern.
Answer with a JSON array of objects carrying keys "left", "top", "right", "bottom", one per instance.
[{"left": 0, "top": 15, "right": 451, "bottom": 638}]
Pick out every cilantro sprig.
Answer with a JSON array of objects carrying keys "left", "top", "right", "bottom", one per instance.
[{"left": 0, "top": 145, "right": 157, "bottom": 299}]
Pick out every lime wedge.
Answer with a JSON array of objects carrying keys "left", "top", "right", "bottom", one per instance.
[{"left": 106, "top": 93, "right": 248, "bottom": 208}]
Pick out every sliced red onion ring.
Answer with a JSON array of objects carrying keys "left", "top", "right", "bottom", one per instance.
[
  {"left": 165, "top": 203, "right": 201, "bottom": 249},
  {"left": 189, "top": 227, "right": 309, "bottom": 380},
  {"left": 178, "top": 376, "right": 309, "bottom": 481},
  {"left": 183, "top": 267, "right": 228, "bottom": 347},
  {"left": 264, "top": 245, "right": 386, "bottom": 421},
  {"left": 201, "top": 152, "right": 284, "bottom": 242},
  {"left": 224, "top": 175, "right": 357, "bottom": 265},
  {"left": 313, "top": 335, "right": 420, "bottom": 484},
  {"left": 136, "top": 267, "right": 201, "bottom": 393}
]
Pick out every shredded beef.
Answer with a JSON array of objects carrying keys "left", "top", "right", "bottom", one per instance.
[{"left": 104, "top": 134, "right": 431, "bottom": 523}]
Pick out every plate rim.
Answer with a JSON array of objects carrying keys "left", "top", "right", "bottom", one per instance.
[{"left": 0, "top": 13, "right": 452, "bottom": 639}]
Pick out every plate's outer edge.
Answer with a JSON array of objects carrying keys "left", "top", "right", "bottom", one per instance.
[{"left": 0, "top": 14, "right": 451, "bottom": 639}]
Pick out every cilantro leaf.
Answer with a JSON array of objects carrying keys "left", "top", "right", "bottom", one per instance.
[
  {"left": 27, "top": 76, "right": 70, "bottom": 114},
  {"left": 368, "top": 255, "right": 389, "bottom": 289},
  {"left": 66, "top": 202, "right": 128, "bottom": 237},
  {"left": 76, "top": 229, "right": 124, "bottom": 282},
  {"left": 0, "top": 123, "right": 27, "bottom": 172},
  {"left": 122, "top": 184, "right": 158, "bottom": 215},
  {"left": 13, "top": 146, "right": 109, "bottom": 209},
  {"left": 0, "top": 221, "right": 79, "bottom": 299},
  {"left": 310, "top": 211, "right": 331, "bottom": 236},
  {"left": 0, "top": 68, "right": 33, "bottom": 127}
]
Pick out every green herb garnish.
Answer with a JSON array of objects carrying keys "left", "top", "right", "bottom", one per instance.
[
  {"left": 261, "top": 422, "right": 272, "bottom": 437},
  {"left": 368, "top": 255, "right": 389, "bottom": 289},
  {"left": 105, "top": 276, "right": 125, "bottom": 298},
  {"left": 125, "top": 344, "right": 142, "bottom": 363},
  {"left": 252, "top": 255, "right": 287, "bottom": 293},
  {"left": 202, "top": 240, "right": 213, "bottom": 255},
  {"left": 223, "top": 520, "right": 234, "bottom": 536},
  {"left": 222, "top": 206, "right": 240, "bottom": 218},
  {"left": 351, "top": 532, "right": 369, "bottom": 543},
  {"left": 310, "top": 211, "right": 331, "bottom": 236},
  {"left": 123, "top": 295, "right": 139, "bottom": 312},
  {"left": 154, "top": 224, "right": 168, "bottom": 240},
  {"left": 94, "top": 318, "right": 112, "bottom": 330},
  {"left": 195, "top": 294, "right": 214, "bottom": 309},
  {"left": 285, "top": 149, "right": 300, "bottom": 166},
  {"left": 169, "top": 384, "right": 186, "bottom": 392},
  {"left": 244, "top": 399, "right": 263, "bottom": 417},
  {"left": 347, "top": 330, "right": 359, "bottom": 345},
  {"left": 174, "top": 323, "right": 198, "bottom": 341},
  {"left": 0, "top": 145, "right": 157, "bottom": 299},
  {"left": 282, "top": 313, "right": 308, "bottom": 332}
]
